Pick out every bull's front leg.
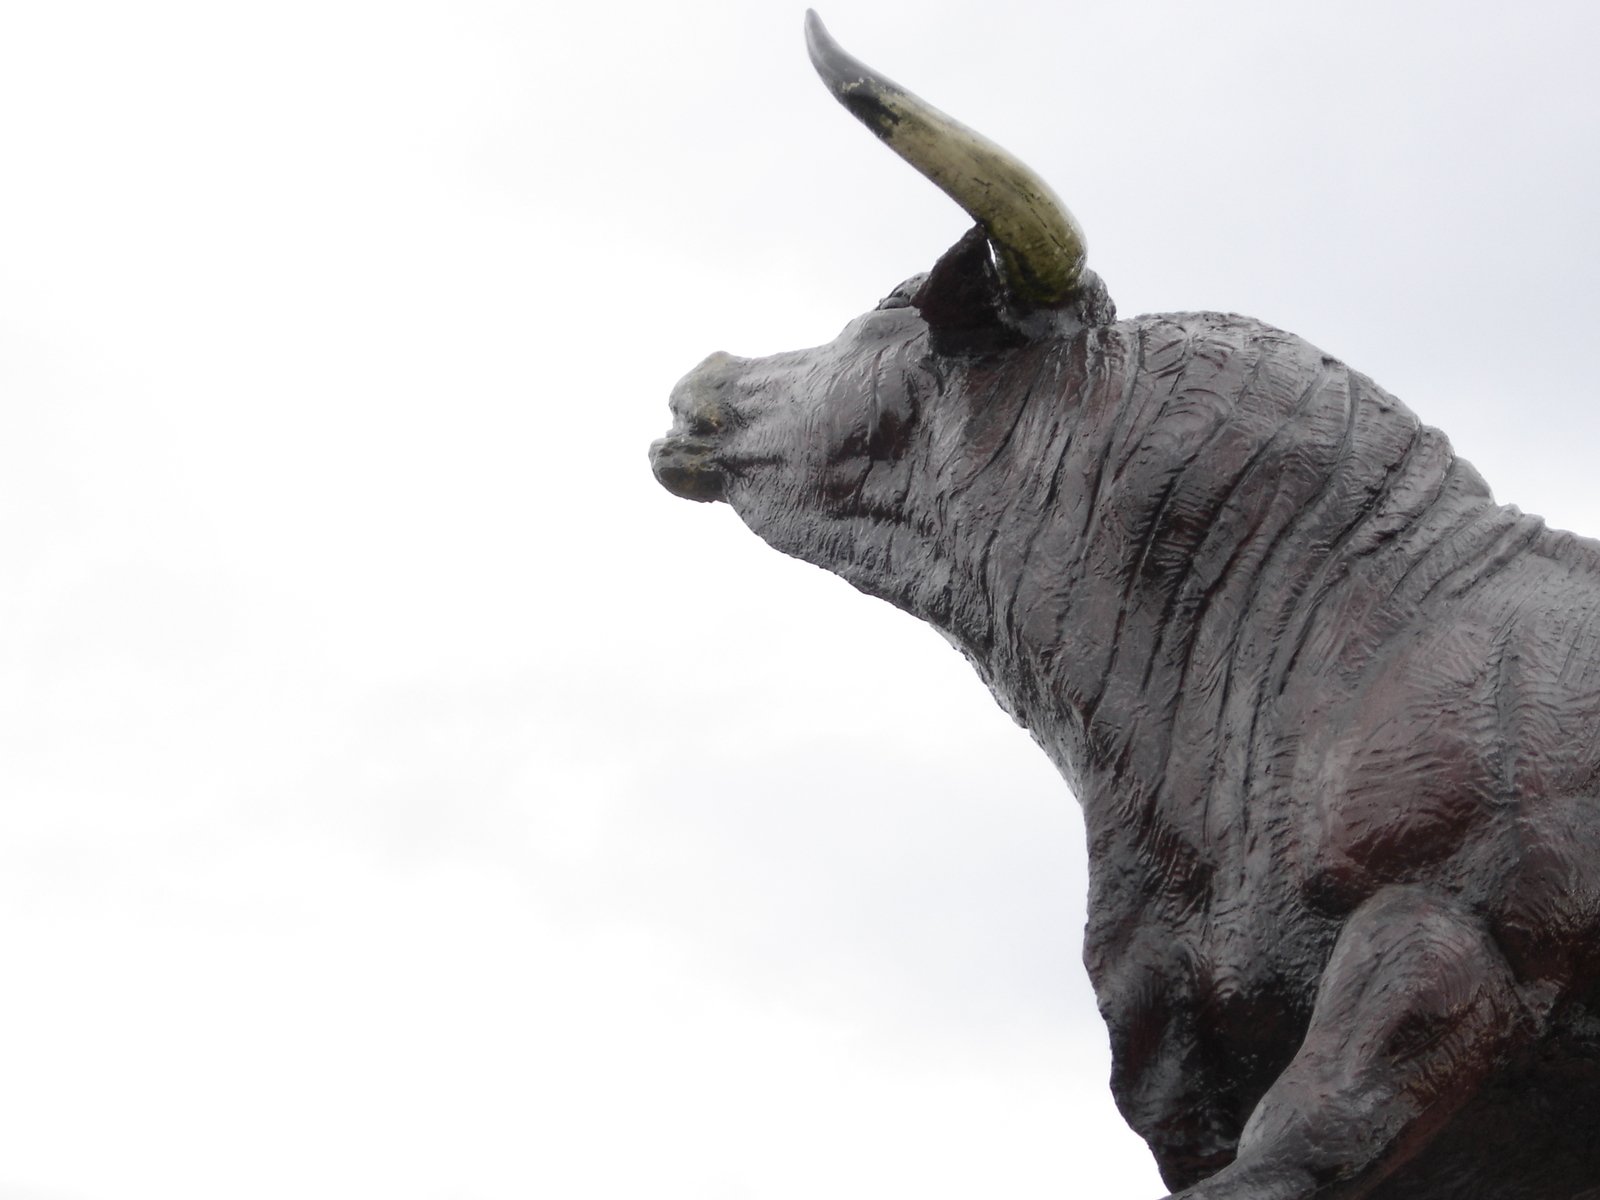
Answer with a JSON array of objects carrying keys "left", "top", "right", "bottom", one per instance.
[{"left": 1171, "top": 885, "right": 1535, "bottom": 1200}]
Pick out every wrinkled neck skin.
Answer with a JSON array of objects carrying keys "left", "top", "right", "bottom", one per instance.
[
  {"left": 724, "top": 314, "right": 1117, "bottom": 792},
  {"left": 723, "top": 307, "right": 1503, "bottom": 845}
]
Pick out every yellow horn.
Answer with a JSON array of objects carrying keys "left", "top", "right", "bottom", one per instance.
[{"left": 805, "top": 10, "right": 1087, "bottom": 308}]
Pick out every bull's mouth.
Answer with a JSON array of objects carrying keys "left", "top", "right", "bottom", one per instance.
[{"left": 649, "top": 433, "right": 728, "bottom": 503}]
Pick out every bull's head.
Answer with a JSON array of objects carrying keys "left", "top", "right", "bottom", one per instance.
[{"left": 650, "top": 12, "right": 1114, "bottom": 649}]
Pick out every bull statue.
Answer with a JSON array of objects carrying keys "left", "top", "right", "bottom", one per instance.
[{"left": 648, "top": 13, "right": 1600, "bottom": 1199}]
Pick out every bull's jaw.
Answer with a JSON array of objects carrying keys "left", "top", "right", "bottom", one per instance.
[{"left": 648, "top": 435, "right": 726, "bottom": 502}]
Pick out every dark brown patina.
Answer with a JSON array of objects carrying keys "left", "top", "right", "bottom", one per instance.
[{"left": 650, "top": 14, "right": 1600, "bottom": 1198}]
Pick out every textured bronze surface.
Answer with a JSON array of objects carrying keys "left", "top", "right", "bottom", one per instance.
[{"left": 650, "top": 16, "right": 1600, "bottom": 1199}]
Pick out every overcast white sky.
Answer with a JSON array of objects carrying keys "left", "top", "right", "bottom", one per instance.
[{"left": 3, "top": 2, "right": 1600, "bottom": 1197}]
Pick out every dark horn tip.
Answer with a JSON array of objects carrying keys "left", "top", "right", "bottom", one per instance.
[
  {"left": 803, "top": 10, "right": 827, "bottom": 53},
  {"left": 804, "top": 10, "right": 861, "bottom": 91}
]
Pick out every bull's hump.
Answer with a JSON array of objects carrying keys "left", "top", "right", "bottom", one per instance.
[{"left": 1048, "top": 312, "right": 1427, "bottom": 764}]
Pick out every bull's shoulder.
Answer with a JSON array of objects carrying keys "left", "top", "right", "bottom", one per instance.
[{"left": 1282, "top": 535, "right": 1600, "bottom": 913}]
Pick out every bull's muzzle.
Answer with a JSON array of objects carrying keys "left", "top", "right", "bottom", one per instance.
[{"left": 649, "top": 351, "right": 744, "bottom": 504}]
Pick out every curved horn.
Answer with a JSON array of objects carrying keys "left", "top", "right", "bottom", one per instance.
[{"left": 804, "top": 10, "right": 1086, "bottom": 308}]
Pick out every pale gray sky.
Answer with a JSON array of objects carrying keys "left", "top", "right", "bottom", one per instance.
[{"left": 3, "top": 2, "right": 1598, "bottom": 1197}]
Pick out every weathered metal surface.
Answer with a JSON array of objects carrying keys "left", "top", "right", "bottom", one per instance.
[{"left": 649, "top": 15, "right": 1600, "bottom": 1199}]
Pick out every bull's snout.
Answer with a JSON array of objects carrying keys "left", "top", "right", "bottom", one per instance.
[
  {"left": 667, "top": 351, "right": 745, "bottom": 433},
  {"left": 649, "top": 351, "right": 746, "bottom": 504}
]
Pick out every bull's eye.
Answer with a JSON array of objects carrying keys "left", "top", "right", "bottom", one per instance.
[
  {"left": 867, "top": 402, "right": 911, "bottom": 460},
  {"left": 865, "top": 371, "right": 919, "bottom": 462}
]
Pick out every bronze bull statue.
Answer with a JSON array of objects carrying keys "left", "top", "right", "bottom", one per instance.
[{"left": 649, "top": 13, "right": 1600, "bottom": 1198}]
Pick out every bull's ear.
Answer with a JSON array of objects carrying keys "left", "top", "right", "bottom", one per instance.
[
  {"left": 914, "top": 223, "right": 1116, "bottom": 356},
  {"left": 913, "top": 224, "right": 1033, "bottom": 356}
]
